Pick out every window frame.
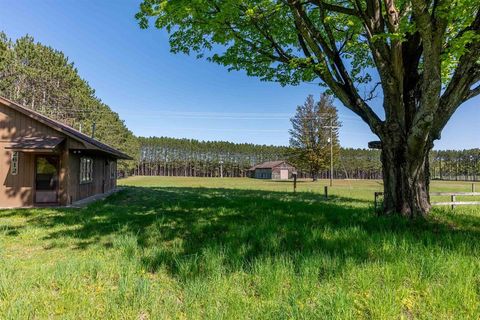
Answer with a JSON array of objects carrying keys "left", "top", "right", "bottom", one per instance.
[
  {"left": 80, "top": 157, "right": 94, "bottom": 184},
  {"left": 110, "top": 161, "right": 116, "bottom": 179}
]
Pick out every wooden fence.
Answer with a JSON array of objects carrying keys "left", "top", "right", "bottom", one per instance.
[{"left": 374, "top": 184, "right": 480, "bottom": 210}]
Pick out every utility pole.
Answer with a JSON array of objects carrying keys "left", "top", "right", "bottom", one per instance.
[
  {"left": 330, "top": 118, "right": 333, "bottom": 187},
  {"left": 219, "top": 160, "right": 224, "bottom": 178},
  {"left": 325, "top": 118, "right": 339, "bottom": 187}
]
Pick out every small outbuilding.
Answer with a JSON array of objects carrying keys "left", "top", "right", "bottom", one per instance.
[
  {"left": 0, "top": 96, "right": 131, "bottom": 208},
  {"left": 248, "top": 160, "right": 295, "bottom": 180}
]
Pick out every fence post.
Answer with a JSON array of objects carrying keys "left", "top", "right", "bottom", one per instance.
[
  {"left": 472, "top": 183, "right": 476, "bottom": 193},
  {"left": 324, "top": 186, "right": 328, "bottom": 200},
  {"left": 293, "top": 173, "right": 297, "bottom": 193},
  {"left": 451, "top": 195, "right": 456, "bottom": 210}
]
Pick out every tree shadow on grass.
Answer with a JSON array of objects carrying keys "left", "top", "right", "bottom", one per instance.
[
  {"left": 0, "top": 224, "right": 25, "bottom": 236},
  {"left": 5, "top": 186, "right": 480, "bottom": 280}
]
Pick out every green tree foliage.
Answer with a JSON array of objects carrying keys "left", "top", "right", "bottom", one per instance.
[
  {"left": 289, "top": 94, "right": 340, "bottom": 180},
  {"left": 136, "top": 0, "right": 480, "bottom": 216},
  {"left": 0, "top": 33, "right": 139, "bottom": 172}
]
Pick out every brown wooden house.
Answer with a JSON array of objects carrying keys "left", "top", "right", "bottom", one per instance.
[
  {"left": 0, "top": 96, "right": 131, "bottom": 208},
  {"left": 248, "top": 161, "right": 296, "bottom": 180}
]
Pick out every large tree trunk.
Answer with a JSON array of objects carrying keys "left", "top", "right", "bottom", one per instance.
[{"left": 380, "top": 138, "right": 433, "bottom": 217}]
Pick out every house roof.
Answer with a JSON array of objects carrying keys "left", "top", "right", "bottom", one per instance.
[
  {"left": 0, "top": 96, "right": 132, "bottom": 160},
  {"left": 249, "top": 160, "right": 292, "bottom": 170},
  {"left": 5, "top": 137, "right": 65, "bottom": 151}
]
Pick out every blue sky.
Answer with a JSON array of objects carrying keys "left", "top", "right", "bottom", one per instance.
[{"left": 0, "top": 0, "right": 478, "bottom": 149}]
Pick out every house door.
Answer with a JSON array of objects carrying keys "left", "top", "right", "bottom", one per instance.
[
  {"left": 35, "top": 155, "right": 59, "bottom": 204},
  {"left": 280, "top": 169, "right": 289, "bottom": 180}
]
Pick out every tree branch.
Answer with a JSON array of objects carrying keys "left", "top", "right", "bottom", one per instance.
[
  {"left": 352, "top": 0, "right": 409, "bottom": 128},
  {"left": 399, "top": 1, "right": 412, "bottom": 19},
  {"left": 364, "top": 82, "right": 382, "bottom": 102},
  {"left": 383, "top": 0, "right": 400, "bottom": 32},
  {"left": 295, "top": 21, "right": 314, "bottom": 58},
  {"left": 287, "top": 0, "right": 383, "bottom": 133},
  {"left": 225, "top": 23, "right": 289, "bottom": 63},
  {"left": 401, "top": 31, "right": 422, "bottom": 129},
  {"left": 431, "top": 9, "right": 480, "bottom": 138},
  {"left": 308, "top": 0, "right": 359, "bottom": 16},
  {"left": 466, "top": 84, "right": 480, "bottom": 100},
  {"left": 250, "top": 19, "right": 294, "bottom": 62}
]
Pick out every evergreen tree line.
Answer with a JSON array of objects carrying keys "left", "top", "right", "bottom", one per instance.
[
  {"left": 430, "top": 150, "right": 480, "bottom": 181},
  {"left": 0, "top": 33, "right": 139, "bottom": 173},
  {"left": 135, "top": 137, "right": 290, "bottom": 177},
  {"left": 135, "top": 136, "right": 384, "bottom": 179},
  {"left": 135, "top": 137, "right": 480, "bottom": 181}
]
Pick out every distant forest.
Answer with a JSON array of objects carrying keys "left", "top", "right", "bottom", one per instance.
[
  {"left": 136, "top": 137, "right": 480, "bottom": 181},
  {"left": 1, "top": 33, "right": 479, "bottom": 180},
  {"left": 136, "top": 137, "right": 383, "bottom": 179}
]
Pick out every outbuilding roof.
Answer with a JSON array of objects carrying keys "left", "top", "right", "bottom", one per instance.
[
  {"left": 248, "top": 160, "right": 292, "bottom": 170},
  {"left": 0, "top": 96, "right": 132, "bottom": 160}
]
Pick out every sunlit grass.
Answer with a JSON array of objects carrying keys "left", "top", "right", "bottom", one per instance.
[{"left": 0, "top": 177, "right": 479, "bottom": 319}]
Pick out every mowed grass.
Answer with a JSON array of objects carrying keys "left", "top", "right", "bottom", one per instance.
[{"left": 0, "top": 177, "right": 478, "bottom": 319}]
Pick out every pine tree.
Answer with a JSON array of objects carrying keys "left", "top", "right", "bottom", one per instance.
[
  {"left": 0, "top": 32, "right": 139, "bottom": 173},
  {"left": 289, "top": 94, "right": 340, "bottom": 181}
]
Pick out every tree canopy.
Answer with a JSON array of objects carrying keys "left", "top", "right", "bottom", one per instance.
[{"left": 0, "top": 33, "right": 139, "bottom": 172}]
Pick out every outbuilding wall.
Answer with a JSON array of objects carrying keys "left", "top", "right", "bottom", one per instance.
[
  {"left": 271, "top": 163, "right": 296, "bottom": 180},
  {"left": 254, "top": 168, "right": 272, "bottom": 179},
  {"left": 252, "top": 163, "right": 295, "bottom": 180}
]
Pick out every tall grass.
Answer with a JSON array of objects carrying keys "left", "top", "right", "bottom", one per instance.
[{"left": 0, "top": 177, "right": 479, "bottom": 319}]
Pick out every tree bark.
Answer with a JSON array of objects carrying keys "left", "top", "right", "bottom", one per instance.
[{"left": 381, "top": 137, "right": 432, "bottom": 217}]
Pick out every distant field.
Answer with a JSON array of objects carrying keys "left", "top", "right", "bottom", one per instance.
[
  {"left": 1, "top": 177, "right": 479, "bottom": 319},
  {"left": 122, "top": 175, "right": 480, "bottom": 202}
]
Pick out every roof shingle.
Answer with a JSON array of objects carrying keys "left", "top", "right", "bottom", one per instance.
[{"left": 249, "top": 160, "right": 291, "bottom": 170}]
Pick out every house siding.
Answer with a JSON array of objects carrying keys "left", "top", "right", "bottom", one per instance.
[
  {"left": 0, "top": 99, "right": 121, "bottom": 208},
  {"left": 0, "top": 102, "right": 67, "bottom": 207},
  {"left": 0, "top": 150, "right": 35, "bottom": 207},
  {"left": 68, "top": 153, "right": 117, "bottom": 203}
]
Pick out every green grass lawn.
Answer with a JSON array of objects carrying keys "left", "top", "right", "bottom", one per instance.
[{"left": 1, "top": 177, "right": 479, "bottom": 319}]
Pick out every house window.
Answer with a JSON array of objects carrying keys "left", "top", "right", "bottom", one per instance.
[
  {"left": 110, "top": 161, "right": 116, "bottom": 179},
  {"left": 11, "top": 151, "right": 19, "bottom": 175},
  {"left": 80, "top": 157, "right": 93, "bottom": 183}
]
